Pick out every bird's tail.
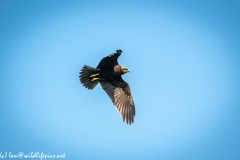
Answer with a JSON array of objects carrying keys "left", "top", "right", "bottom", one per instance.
[{"left": 79, "top": 65, "right": 101, "bottom": 90}]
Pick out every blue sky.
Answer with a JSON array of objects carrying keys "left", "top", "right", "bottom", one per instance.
[{"left": 0, "top": 0, "right": 240, "bottom": 159}]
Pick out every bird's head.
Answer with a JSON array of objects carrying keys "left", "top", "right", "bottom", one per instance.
[{"left": 121, "top": 66, "right": 130, "bottom": 74}]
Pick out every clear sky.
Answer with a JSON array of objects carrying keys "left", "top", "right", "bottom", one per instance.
[{"left": 0, "top": 0, "right": 240, "bottom": 160}]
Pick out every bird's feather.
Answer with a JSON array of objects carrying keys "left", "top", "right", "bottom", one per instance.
[
  {"left": 100, "top": 80, "right": 135, "bottom": 124},
  {"left": 97, "top": 50, "right": 122, "bottom": 71}
]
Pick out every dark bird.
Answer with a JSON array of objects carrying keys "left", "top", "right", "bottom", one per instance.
[{"left": 79, "top": 49, "right": 135, "bottom": 124}]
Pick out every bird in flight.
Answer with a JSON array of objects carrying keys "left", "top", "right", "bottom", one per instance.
[{"left": 79, "top": 49, "right": 135, "bottom": 124}]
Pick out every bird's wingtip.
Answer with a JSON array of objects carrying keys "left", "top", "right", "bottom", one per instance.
[{"left": 116, "top": 49, "right": 122, "bottom": 53}]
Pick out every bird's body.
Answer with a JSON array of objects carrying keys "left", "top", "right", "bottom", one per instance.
[{"left": 79, "top": 50, "right": 135, "bottom": 124}]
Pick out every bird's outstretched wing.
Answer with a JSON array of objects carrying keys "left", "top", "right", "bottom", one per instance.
[
  {"left": 100, "top": 78, "right": 135, "bottom": 124},
  {"left": 97, "top": 49, "right": 122, "bottom": 71}
]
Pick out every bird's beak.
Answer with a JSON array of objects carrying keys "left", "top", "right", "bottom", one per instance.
[{"left": 122, "top": 66, "right": 130, "bottom": 73}]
